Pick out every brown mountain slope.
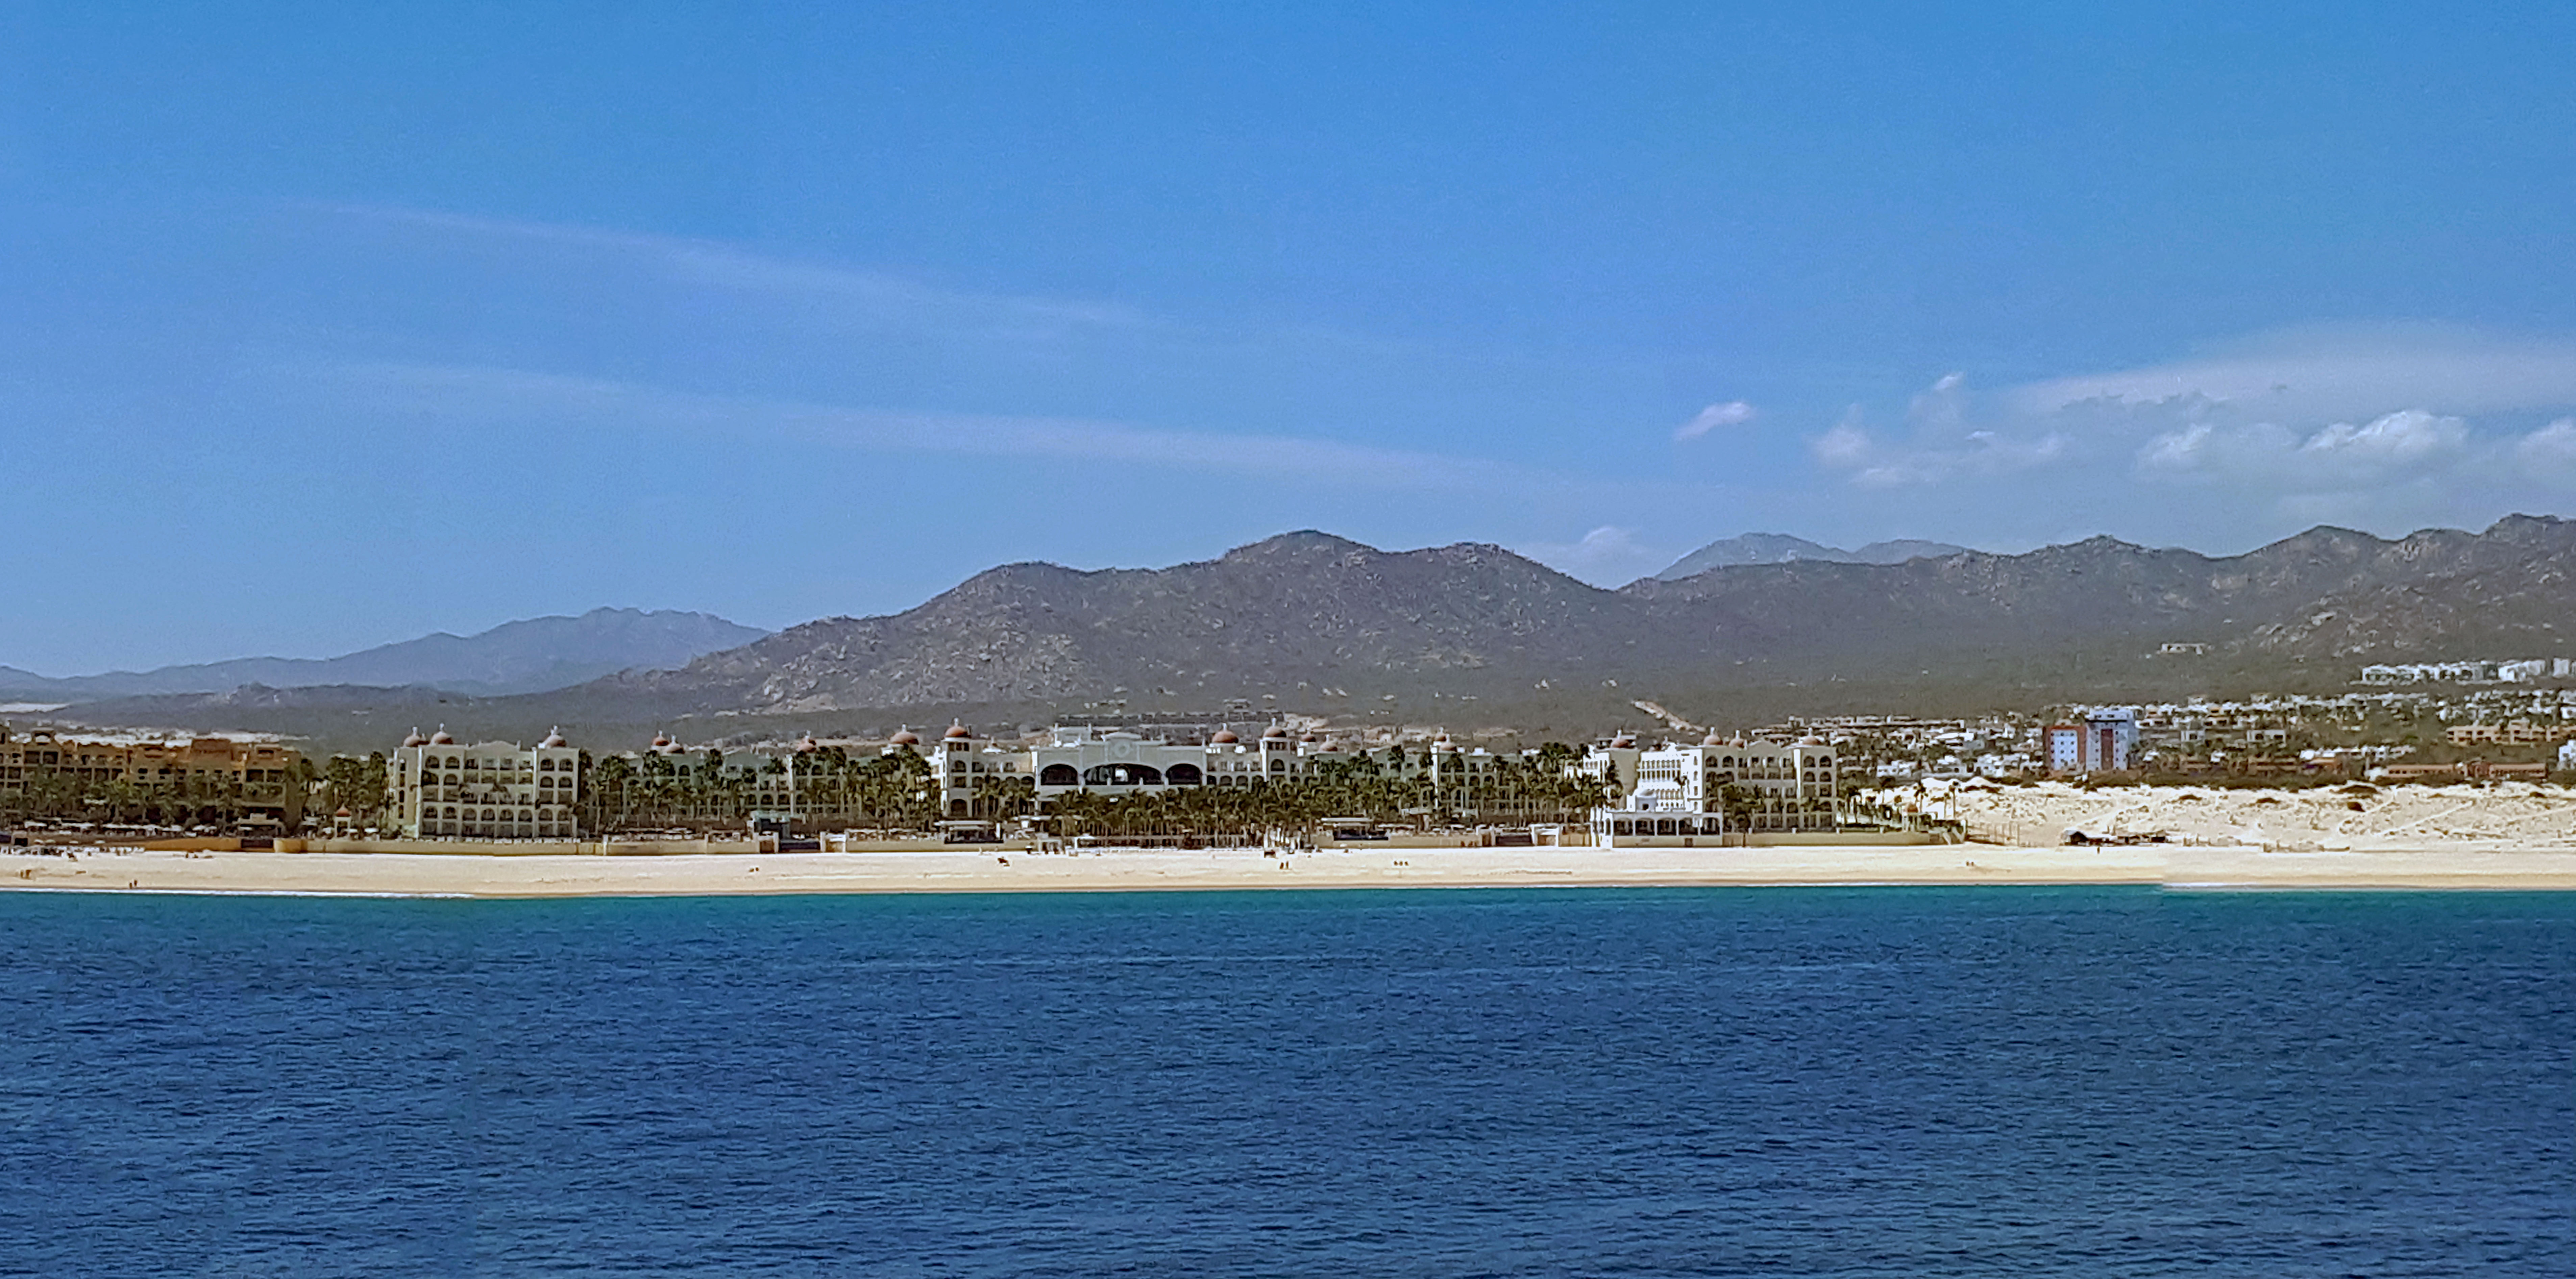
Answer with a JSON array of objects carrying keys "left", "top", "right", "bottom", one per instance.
[
  {"left": 585, "top": 517, "right": 2576, "bottom": 718},
  {"left": 606, "top": 532, "right": 1659, "bottom": 712}
]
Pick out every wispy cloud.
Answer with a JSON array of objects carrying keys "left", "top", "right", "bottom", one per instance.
[
  {"left": 326, "top": 203, "right": 1159, "bottom": 342},
  {"left": 2011, "top": 324, "right": 2576, "bottom": 422},
  {"left": 1672, "top": 400, "right": 1756, "bottom": 442},
  {"left": 293, "top": 359, "right": 1557, "bottom": 491}
]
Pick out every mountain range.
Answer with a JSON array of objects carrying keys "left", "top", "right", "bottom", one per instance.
[
  {"left": 1654, "top": 533, "right": 1975, "bottom": 579},
  {"left": 20, "top": 517, "right": 2575, "bottom": 751},
  {"left": 593, "top": 515, "right": 2576, "bottom": 717},
  {"left": 0, "top": 608, "right": 769, "bottom": 701}
]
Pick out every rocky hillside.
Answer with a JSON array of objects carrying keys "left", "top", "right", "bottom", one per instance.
[
  {"left": 605, "top": 533, "right": 1653, "bottom": 712},
  {"left": 586, "top": 517, "right": 2576, "bottom": 716}
]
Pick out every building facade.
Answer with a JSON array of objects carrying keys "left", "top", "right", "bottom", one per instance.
[
  {"left": 2044, "top": 708, "right": 2137, "bottom": 773},
  {"left": 0, "top": 728, "right": 305, "bottom": 829},
  {"left": 1588, "top": 732, "right": 1839, "bottom": 817},
  {"left": 386, "top": 728, "right": 580, "bottom": 839}
]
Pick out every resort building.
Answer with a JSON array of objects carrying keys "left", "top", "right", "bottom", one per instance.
[
  {"left": 1594, "top": 732, "right": 1839, "bottom": 811},
  {"left": 2043, "top": 708, "right": 2137, "bottom": 774},
  {"left": 386, "top": 727, "right": 580, "bottom": 839},
  {"left": 1028, "top": 724, "right": 1207, "bottom": 801},
  {"left": 1582, "top": 731, "right": 1840, "bottom": 830},
  {"left": 2445, "top": 719, "right": 2567, "bottom": 747},
  {"left": 0, "top": 728, "right": 305, "bottom": 830},
  {"left": 931, "top": 723, "right": 1034, "bottom": 818}
]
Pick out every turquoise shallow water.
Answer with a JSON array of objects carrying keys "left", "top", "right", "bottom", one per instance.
[{"left": 2, "top": 886, "right": 2570, "bottom": 1276}]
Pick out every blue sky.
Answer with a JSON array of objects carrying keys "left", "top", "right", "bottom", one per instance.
[{"left": 7, "top": 3, "right": 2576, "bottom": 672}]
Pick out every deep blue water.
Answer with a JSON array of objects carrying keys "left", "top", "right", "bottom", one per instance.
[{"left": 2, "top": 886, "right": 2571, "bottom": 1277}]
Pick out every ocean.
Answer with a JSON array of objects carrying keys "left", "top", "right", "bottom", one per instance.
[{"left": 2, "top": 886, "right": 2569, "bottom": 1276}]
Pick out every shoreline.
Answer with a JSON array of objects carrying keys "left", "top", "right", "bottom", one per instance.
[{"left": 9, "top": 843, "right": 2576, "bottom": 898}]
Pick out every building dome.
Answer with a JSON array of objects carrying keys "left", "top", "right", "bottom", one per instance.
[
  {"left": 795, "top": 734, "right": 819, "bottom": 752},
  {"left": 1300, "top": 731, "right": 1321, "bottom": 743},
  {"left": 540, "top": 728, "right": 568, "bottom": 748},
  {"left": 1703, "top": 730, "right": 1728, "bottom": 746},
  {"left": 890, "top": 728, "right": 921, "bottom": 746},
  {"left": 1210, "top": 729, "right": 1240, "bottom": 744},
  {"left": 944, "top": 722, "right": 972, "bottom": 740},
  {"left": 335, "top": 807, "right": 352, "bottom": 819},
  {"left": 1262, "top": 725, "right": 1289, "bottom": 740},
  {"left": 403, "top": 729, "right": 428, "bottom": 748},
  {"left": 430, "top": 728, "right": 456, "bottom": 745},
  {"left": 651, "top": 732, "right": 672, "bottom": 748},
  {"left": 1610, "top": 734, "right": 1635, "bottom": 749},
  {"left": 1798, "top": 735, "right": 1827, "bottom": 746}
]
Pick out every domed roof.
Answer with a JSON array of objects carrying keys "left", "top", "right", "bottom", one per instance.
[
  {"left": 944, "top": 722, "right": 972, "bottom": 740},
  {"left": 1798, "top": 735, "right": 1827, "bottom": 746},
  {"left": 890, "top": 728, "right": 921, "bottom": 746},
  {"left": 1300, "top": 731, "right": 1321, "bottom": 743},
  {"left": 795, "top": 734, "right": 819, "bottom": 752},
  {"left": 540, "top": 727, "right": 568, "bottom": 748},
  {"left": 430, "top": 728, "right": 456, "bottom": 746},
  {"left": 651, "top": 732, "right": 672, "bottom": 748},
  {"left": 1262, "top": 725, "right": 1289, "bottom": 740},
  {"left": 1703, "top": 730, "right": 1728, "bottom": 746},
  {"left": 1610, "top": 735, "right": 1635, "bottom": 749},
  {"left": 1210, "top": 729, "right": 1240, "bottom": 744},
  {"left": 335, "top": 807, "right": 353, "bottom": 818},
  {"left": 402, "top": 728, "right": 428, "bottom": 748}
]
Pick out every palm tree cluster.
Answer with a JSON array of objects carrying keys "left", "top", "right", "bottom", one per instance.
[
  {"left": 576, "top": 745, "right": 938, "bottom": 832},
  {"left": 1038, "top": 745, "right": 1616, "bottom": 841}
]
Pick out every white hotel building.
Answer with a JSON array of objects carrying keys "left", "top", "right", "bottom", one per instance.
[
  {"left": 387, "top": 727, "right": 581, "bottom": 839},
  {"left": 1590, "top": 732, "right": 1840, "bottom": 811},
  {"left": 1585, "top": 731, "right": 1841, "bottom": 845}
]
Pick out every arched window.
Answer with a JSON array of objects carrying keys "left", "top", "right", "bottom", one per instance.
[
  {"left": 1166, "top": 763, "right": 1202, "bottom": 785},
  {"left": 1039, "top": 763, "right": 1079, "bottom": 786},
  {"left": 1082, "top": 764, "right": 1164, "bottom": 787}
]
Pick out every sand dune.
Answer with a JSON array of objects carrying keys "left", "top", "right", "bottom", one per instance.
[{"left": 1941, "top": 780, "right": 2576, "bottom": 852}]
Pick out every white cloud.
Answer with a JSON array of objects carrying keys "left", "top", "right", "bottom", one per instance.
[
  {"left": 1801, "top": 328, "right": 2576, "bottom": 541},
  {"left": 1673, "top": 400, "right": 1757, "bottom": 442},
  {"left": 1519, "top": 525, "right": 1664, "bottom": 586},
  {"left": 1808, "top": 377, "right": 2069, "bottom": 489},
  {"left": 1811, "top": 414, "right": 1872, "bottom": 467},
  {"left": 2513, "top": 417, "right": 2576, "bottom": 473},
  {"left": 2298, "top": 408, "right": 2468, "bottom": 469},
  {"left": 2136, "top": 410, "right": 2469, "bottom": 490}
]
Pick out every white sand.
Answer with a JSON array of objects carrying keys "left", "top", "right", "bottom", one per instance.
[
  {"left": 1942, "top": 779, "right": 2576, "bottom": 852},
  {"left": 7, "top": 838, "right": 2575, "bottom": 896}
]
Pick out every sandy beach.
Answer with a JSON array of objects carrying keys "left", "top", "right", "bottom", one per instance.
[{"left": 7, "top": 840, "right": 2576, "bottom": 897}]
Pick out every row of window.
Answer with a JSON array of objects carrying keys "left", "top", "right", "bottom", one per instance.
[{"left": 416, "top": 756, "right": 572, "bottom": 771}]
